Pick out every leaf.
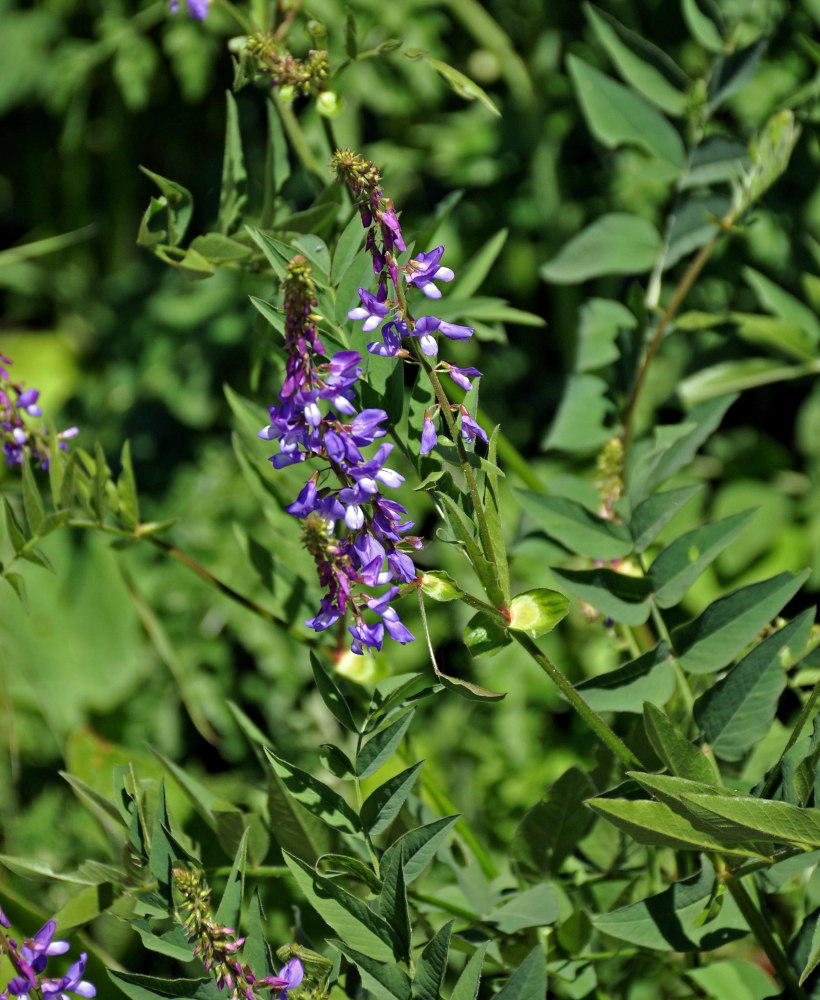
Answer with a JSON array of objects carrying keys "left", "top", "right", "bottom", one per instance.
[
  {"left": 310, "top": 652, "right": 358, "bottom": 732},
  {"left": 508, "top": 588, "right": 569, "bottom": 638},
  {"left": 361, "top": 761, "right": 425, "bottom": 836},
  {"left": 263, "top": 747, "right": 360, "bottom": 834},
  {"left": 627, "top": 484, "right": 703, "bottom": 552},
  {"left": 680, "top": 792, "right": 820, "bottom": 848},
  {"left": 217, "top": 91, "right": 247, "bottom": 235},
  {"left": 330, "top": 941, "right": 411, "bottom": 1000},
  {"left": 695, "top": 610, "right": 813, "bottom": 762},
  {"left": 214, "top": 827, "right": 248, "bottom": 930},
  {"left": 681, "top": 0, "right": 723, "bottom": 52},
  {"left": 592, "top": 859, "right": 747, "bottom": 950},
  {"left": 744, "top": 266, "right": 820, "bottom": 343},
  {"left": 21, "top": 456, "right": 44, "bottom": 534},
  {"left": 515, "top": 490, "right": 633, "bottom": 559},
  {"left": 435, "top": 492, "right": 504, "bottom": 606},
  {"left": 730, "top": 312, "right": 817, "bottom": 362},
  {"left": 575, "top": 297, "right": 636, "bottom": 373},
  {"left": 107, "top": 971, "right": 217, "bottom": 1000},
  {"left": 567, "top": 55, "right": 684, "bottom": 166},
  {"left": 681, "top": 135, "right": 747, "bottom": 189},
  {"left": 357, "top": 710, "right": 414, "bottom": 779},
  {"left": 419, "top": 571, "right": 465, "bottom": 602},
  {"left": 138, "top": 167, "right": 193, "bottom": 247},
  {"left": 424, "top": 55, "right": 500, "bottom": 116},
  {"left": 672, "top": 570, "right": 810, "bottom": 674},
  {"left": 189, "top": 233, "right": 252, "bottom": 263},
  {"left": 484, "top": 426, "right": 511, "bottom": 605},
  {"left": 490, "top": 884, "right": 559, "bottom": 933},
  {"left": 117, "top": 440, "right": 140, "bottom": 530},
  {"left": 648, "top": 508, "right": 757, "bottom": 607},
  {"left": 540, "top": 212, "right": 663, "bottom": 283},
  {"left": 282, "top": 851, "right": 400, "bottom": 962},
  {"left": 129, "top": 919, "right": 195, "bottom": 962},
  {"left": 550, "top": 568, "right": 651, "bottom": 626},
  {"left": 452, "top": 229, "right": 508, "bottom": 299},
  {"left": 587, "top": 797, "right": 767, "bottom": 857},
  {"left": 678, "top": 358, "right": 804, "bottom": 405},
  {"left": 493, "top": 946, "right": 547, "bottom": 1000},
  {"left": 411, "top": 920, "right": 452, "bottom": 1000},
  {"left": 449, "top": 943, "right": 488, "bottom": 1000},
  {"left": 643, "top": 703, "right": 721, "bottom": 785},
  {"left": 706, "top": 40, "right": 767, "bottom": 114},
  {"left": 543, "top": 373, "right": 614, "bottom": 452},
  {"left": 380, "top": 816, "right": 459, "bottom": 885},
  {"left": 3, "top": 497, "right": 26, "bottom": 553},
  {"left": 577, "top": 642, "right": 676, "bottom": 713},
  {"left": 688, "top": 959, "right": 780, "bottom": 1000},
  {"left": 378, "top": 846, "right": 411, "bottom": 960},
  {"left": 330, "top": 212, "right": 365, "bottom": 282},
  {"left": 583, "top": 5, "right": 689, "bottom": 116},
  {"left": 463, "top": 611, "right": 512, "bottom": 658},
  {"left": 318, "top": 854, "right": 382, "bottom": 894},
  {"left": 3, "top": 571, "right": 27, "bottom": 610}
]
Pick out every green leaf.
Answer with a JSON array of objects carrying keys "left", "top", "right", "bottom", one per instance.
[
  {"left": 380, "top": 816, "right": 459, "bottom": 885},
  {"left": 117, "top": 440, "right": 140, "bottom": 530},
  {"left": 695, "top": 610, "right": 812, "bottom": 762},
  {"left": 139, "top": 166, "right": 193, "bottom": 246},
  {"left": 214, "top": 827, "right": 248, "bottom": 930},
  {"left": 550, "top": 568, "right": 651, "bottom": 626},
  {"left": 464, "top": 611, "right": 512, "bottom": 658},
  {"left": 330, "top": 212, "right": 365, "bottom": 282},
  {"left": 648, "top": 508, "right": 757, "bottom": 607},
  {"left": 452, "top": 229, "right": 508, "bottom": 300},
  {"left": 419, "top": 570, "right": 465, "bottom": 602},
  {"left": 584, "top": 5, "right": 689, "bottom": 116},
  {"left": 490, "top": 884, "right": 559, "bottom": 933},
  {"left": 800, "top": 913, "right": 820, "bottom": 986},
  {"left": 643, "top": 703, "right": 722, "bottom": 784},
  {"left": 244, "top": 890, "right": 274, "bottom": 980},
  {"left": 586, "top": 797, "right": 767, "bottom": 857},
  {"left": 508, "top": 587, "right": 569, "bottom": 637},
  {"left": 543, "top": 373, "right": 614, "bottom": 452},
  {"left": 707, "top": 40, "right": 767, "bottom": 114},
  {"left": 21, "top": 456, "right": 44, "bottom": 534},
  {"left": 435, "top": 492, "right": 504, "bottom": 606},
  {"left": 575, "top": 298, "right": 636, "bottom": 373},
  {"left": 673, "top": 570, "right": 810, "bottom": 674},
  {"left": 310, "top": 652, "right": 358, "bottom": 732},
  {"left": 217, "top": 91, "right": 247, "bottom": 235},
  {"left": 58, "top": 452, "right": 76, "bottom": 511},
  {"left": 681, "top": 0, "right": 723, "bottom": 52},
  {"left": 357, "top": 710, "right": 414, "bottom": 779},
  {"left": 627, "top": 484, "right": 703, "bottom": 552},
  {"left": 592, "top": 859, "right": 747, "bottom": 950},
  {"left": 108, "top": 971, "right": 216, "bottom": 1000},
  {"left": 377, "top": 845, "right": 410, "bottom": 959},
  {"left": 744, "top": 266, "right": 820, "bottom": 343},
  {"left": 361, "top": 761, "right": 425, "bottom": 836},
  {"left": 577, "top": 642, "right": 676, "bottom": 713},
  {"left": 449, "top": 943, "right": 488, "bottom": 1000},
  {"left": 246, "top": 226, "right": 289, "bottom": 278},
  {"left": 730, "top": 312, "right": 817, "bottom": 362},
  {"left": 330, "top": 941, "right": 411, "bottom": 1000},
  {"left": 282, "top": 851, "right": 400, "bottom": 962},
  {"left": 189, "top": 233, "right": 252, "bottom": 263},
  {"left": 484, "top": 426, "right": 511, "bottom": 604},
  {"left": 493, "top": 946, "right": 547, "bottom": 1000},
  {"left": 263, "top": 747, "right": 360, "bottom": 834},
  {"left": 678, "top": 358, "right": 804, "bottom": 406},
  {"left": 318, "top": 854, "right": 382, "bottom": 894},
  {"left": 567, "top": 55, "right": 684, "bottom": 167},
  {"left": 688, "top": 959, "right": 780, "bottom": 1000},
  {"left": 680, "top": 792, "right": 820, "bottom": 847},
  {"left": 412, "top": 921, "right": 452, "bottom": 1000},
  {"left": 2, "top": 571, "right": 27, "bottom": 609},
  {"left": 3, "top": 497, "right": 26, "bottom": 553},
  {"left": 129, "top": 919, "right": 195, "bottom": 962},
  {"left": 540, "top": 212, "right": 663, "bottom": 283},
  {"left": 515, "top": 490, "right": 633, "bottom": 560},
  {"left": 424, "top": 55, "right": 500, "bottom": 116}
]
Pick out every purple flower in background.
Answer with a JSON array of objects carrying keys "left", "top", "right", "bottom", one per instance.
[
  {"left": 348, "top": 286, "right": 390, "bottom": 332},
  {"left": 16, "top": 389, "right": 42, "bottom": 417},
  {"left": 169, "top": 0, "right": 209, "bottom": 18},
  {"left": 0, "top": 359, "right": 77, "bottom": 469},
  {"left": 406, "top": 246, "right": 454, "bottom": 299}
]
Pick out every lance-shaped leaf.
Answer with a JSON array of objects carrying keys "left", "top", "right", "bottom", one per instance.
[
  {"left": 311, "top": 652, "right": 358, "bottom": 732},
  {"left": 361, "top": 761, "right": 425, "bottom": 836},
  {"left": 378, "top": 845, "right": 410, "bottom": 960},
  {"left": 380, "top": 816, "right": 459, "bottom": 885},
  {"left": 244, "top": 889, "right": 275, "bottom": 982},
  {"left": 330, "top": 941, "right": 411, "bottom": 1000},
  {"left": 543, "top": 373, "right": 614, "bottom": 453},
  {"left": 643, "top": 703, "right": 721, "bottom": 785},
  {"left": 282, "top": 852, "right": 401, "bottom": 962},
  {"left": 356, "top": 710, "right": 414, "bottom": 779},
  {"left": 214, "top": 828, "right": 248, "bottom": 930},
  {"left": 744, "top": 266, "right": 820, "bottom": 343},
  {"left": 490, "top": 885, "right": 559, "bottom": 933},
  {"left": 450, "top": 943, "right": 488, "bottom": 1000},
  {"left": 412, "top": 920, "right": 452, "bottom": 1000},
  {"left": 541, "top": 212, "right": 663, "bottom": 284},
  {"left": 317, "top": 854, "right": 382, "bottom": 894},
  {"left": 627, "top": 773, "right": 750, "bottom": 837},
  {"left": 138, "top": 167, "right": 193, "bottom": 246},
  {"left": 493, "top": 946, "right": 547, "bottom": 1000},
  {"left": 648, "top": 508, "right": 757, "bottom": 607},
  {"left": 592, "top": 859, "right": 747, "bottom": 950},
  {"left": 22, "top": 457, "right": 44, "bottom": 534},
  {"left": 577, "top": 642, "right": 676, "bottom": 713},
  {"left": 551, "top": 568, "right": 651, "bottom": 626},
  {"left": 264, "top": 747, "right": 360, "bottom": 834},
  {"left": 672, "top": 570, "right": 809, "bottom": 674},
  {"left": 508, "top": 587, "right": 569, "bottom": 637},
  {"left": 679, "top": 793, "right": 820, "bottom": 848},
  {"left": 515, "top": 491, "right": 632, "bottom": 559},
  {"left": 694, "top": 610, "right": 813, "bottom": 762},
  {"left": 107, "top": 971, "right": 213, "bottom": 1000}
]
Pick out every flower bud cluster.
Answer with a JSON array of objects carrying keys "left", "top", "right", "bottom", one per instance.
[
  {"left": 0, "top": 906, "right": 95, "bottom": 1000},
  {"left": 331, "top": 149, "right": 487, "bottom": 453},
  {"left": 258, "top": 257, "right": 419, "bottom": 655},
  {"left": 172, "top": 869, "right": 304, "bottom": 1000},
  {"left": 0, "top": 354, "right": 78, "bottom": 469},
  {"left": 245, "top": 33, "right": 330, "bottom": 96}
]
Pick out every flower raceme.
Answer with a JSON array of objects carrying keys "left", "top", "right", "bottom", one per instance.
[
  {"left": 0, "top": 917, "right": 95, "bottom": 1000},
  {"left": 0, "top": 354, "right": 78, "bottom": 469},
  {"left": 258, "top": 256, "right": 418, "bottom": 655}
]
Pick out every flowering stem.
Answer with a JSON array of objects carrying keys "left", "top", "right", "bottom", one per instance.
[{"left": 510, "top": 630, "right": 645, "bottom": 770}]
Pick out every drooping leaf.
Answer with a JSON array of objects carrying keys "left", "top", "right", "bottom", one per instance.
[{"left": 541, "top": 213, "right": 663, "bottom": 284}]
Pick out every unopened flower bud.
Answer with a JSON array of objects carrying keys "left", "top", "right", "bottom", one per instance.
[{"left": 316, "top": 90, "right": 343, "bottom": 118}]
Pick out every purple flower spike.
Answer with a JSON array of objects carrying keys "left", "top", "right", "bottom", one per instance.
[
  {"left": 263, "top": 958, "right": 304, "bottom": 999},
  {"left": 348, "top": 287, "right": 390, "bottom": 333},
  {"left": 22, "top": 921, "right": 70, "bottom": 971},
  {"left": 406, "top": 246, "right": 454, "bottom": 299},
  {"left": 368, "top": 319, "right": 405, "bottom": 358},
  {"left": 420, "top": 416, "right": 437, "bottom": 455}
]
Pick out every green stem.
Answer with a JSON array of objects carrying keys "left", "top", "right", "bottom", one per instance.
[
  {"left": 725, "top": 875, "right": 809, "bottom": 1000},
  {"left": 510, "top": 631, "right": 644, "bottom": 770}
]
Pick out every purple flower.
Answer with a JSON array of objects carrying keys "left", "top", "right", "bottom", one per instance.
[
  {"left": 420, "top": 416, "right": 437, "bottom": 455},
  {"left": 21, "top": 921, "right": 70, "bottom": 974},
  {"left": 41, "top": 953, "right": 96, "bottom": 1000},
  {"left": 447, "top": 365, "right": 482, "bottom": 391},
  {"left": 0, "top": 905, "right": 9, "bottom": 928},
  {"left": 169, "top": 0, "right": 209, "bottom": 18},
  {"left": 16, "top": 389, "right": 42, "bottom": 418},
  {"left": 367, "top": 588, "right": 415, "bottom": 643},
  {"left": 263, "top": 958, "right": 303, "bottom": 999},
  {"left": 368, "top": 319, "right": 406, "bottom": 357},
  {"left": 438, "top": 320, "right": 474, "bottom": 341},
  {"left": 349, "top": 621, "right": 385, "bottom": 655},
  {"left": 406, "top": 247, "right": 454, "bottom": 299},
  {"left": 306, "top": 599, "right": 342, "bottom": 632},
  {"left": 348, "top": 287, "right": 390, "bottom": 333},
  {"left": 460, "top": 410, "right": 488, "bottom": 445}
]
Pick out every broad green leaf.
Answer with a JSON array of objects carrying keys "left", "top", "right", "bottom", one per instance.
[
  {"left": 330, "top": 941, "right": 411, "bottom": 1000},
  {"left": 681, "top": 0, "right": 723, "bottom": 52},
  {"left": 515, "top": 491, "right": 632, "bottom": 559},
  {"left": 567, "top": 55, "right": 684, "bottom": 166},
  {"left": 543, "top": 373, "right": 614, "bottom": 452},
  {"left": 584, "top": 5, "right": 689, "bottom": 116},
  {"left": 593, "top": 860, "right": 747, "bottom": 950},
  {"left": 435, "top": 670, "right": 507, "bottom": 702},
  {"left": 540, "top": 213, "right": 663, "bottom": 283},
  {"left": 672, "top": 570, "right": 809, "bottom": 674},
  {"left": 361, "top": 761, "right": 425, "bottom": 836},
  {"left": 320, "top": 743, "right": 355, "bottom": 779},
  {"left": 217, "top": 91, "right": 247, "bottom": 235},
  {"left": 248, "top": 295, "right": 285, "bottom": 337},
  {"left": 706, "top": 40, "right": 767, "bottom": 114},
  {"left": 264, "top": 752, "right": 334, "bottom": 862},
  {"left": 411, "top": 920, "right": 452, "bottom": 1000},
  {"left": 680, "top": 135, "right": 747, "bottom": 189},
  {"left": 380, "top": 815, "right": 459, "bottom": 885},
  {"left": 587, "top": 797, "right": 766, "bottom": 857},
  {"left": 450, "top": 944, "right": 488, "bottom": 1000},
  {"left": 21, "top": 457, "right": 44, "bottom": 534},
  {"left": 291, "top": 233, "right": 331, "bottom": 278},
  {"left": 318, "top": 854, "right": 382, "bottom": 894},
  {"left": 680, "top": 793, "right": 820, "bottom": 848},
  {"left": 730, "top": 312, "right": 817, "bottom": 362},
  {"left": 648, "top": 508, "right": 757, "bottom": 607},
  {"left": 490, "top": 884, "right": 559, "bottom": 933},
  {"left": 688, "top": 959, "right": 779, "bottom": 1000},
  {"left": 357, "top": 709, "right": 414, "bottom": 779},
  {"left": 264, "top": 747, "right": 360, "bottom": 834},
  {"left": 662, "top": 193, "right": 726, "bottom": 269},
  {"left": 629, "top": 771, "right": 742, "bottom": 811},
  {"left": 744, "top": 266, "right": 820, "bottom": 343},
  {"left": 508, "top": 587, "right": 569, "bottom": 637},
  {"left": 379, "top": 845, "right": 411, "bottom": 960},
  {"left": 274, "top": 201, "right": 338, "bottom": 236},
  {"left": 188, "top": 233, "right": 251, "bottom": 263},
  {"left": 61, "top": 771, "right": 128, "bottom": 831},
  {"left": 551, "top": 568, "right": 651, "bottom": 626},
  {"left": 310, "top": 652, "right": 358, "bottom": 732},
  {"left": 577, "top": 642, "right": 676, "bottom": 713},
  {"left": 493, "top": 947, "right": 547, "bottom": 1000},
  {"left": 626, "top": 484, "right": 703, "bottom": 552},
  {"left": 246, "top": 226, "right": 289, "bottom": 278},
  {"left": 282, "top": 851, "right": 400, "bottom": 962},
  {"left": 694, "top": 610, "right": 813, "bottom": 762},
  {"left": 129, "top": 920, "right": 195, "bottom": 962},
  {"left": 575, "top": 297, "right": 635, "bottom": 373},
  {"left": 644, "top": 703, "right": 721, "bottom": 784},
  {"left": 214, "top": 828, "right": 248, "bottom": 930},
  {"left": 678, "top": 358, "right": 807, "bottom": 405}
]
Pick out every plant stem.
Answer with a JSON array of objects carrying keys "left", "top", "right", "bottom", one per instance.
[{"left": 510, "top": 631, "right": 645, "bottom": 770}]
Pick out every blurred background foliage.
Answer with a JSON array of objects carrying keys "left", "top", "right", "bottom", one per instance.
[{"left": 3, "top": 0, "right": 820, "bottom": 984}]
